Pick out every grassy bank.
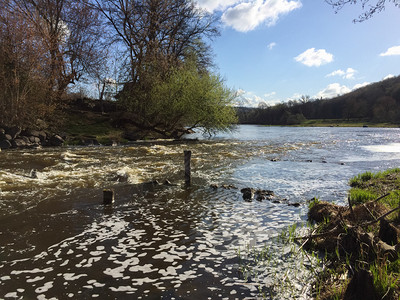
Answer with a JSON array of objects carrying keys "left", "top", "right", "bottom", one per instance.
[
  {"left": 306, "top": 168, "right": 400, "bottom": 299},
  {"left": 63, "top": 109, "right": 126, "bottom": 145},
  {"left": 297, "top": 119, "right": 400, "bottom": 128}
]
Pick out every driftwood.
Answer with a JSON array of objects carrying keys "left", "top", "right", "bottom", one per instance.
[
  {"left": 361, "top": 205, "right": 400, "bottom": 227},
  {"left": 360, "top": 231, "right": 397, "bottom": 261}
]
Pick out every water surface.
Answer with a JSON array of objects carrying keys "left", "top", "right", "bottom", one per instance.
[{"left": 1, "top": 126, "right": 400, "bottom": 299}]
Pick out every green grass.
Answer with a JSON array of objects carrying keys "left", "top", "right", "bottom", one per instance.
[
  {"left": 349, "top": 188, "right": 377, "bottom": 205},
  {"left": 297, "top": 119, "right": 400, "bottom": 128},
  {"left": 370, "top": 259, "right": 400, "bottom": 299},
  {"left": 348, "top": 168, "right": 400, "bottom": 208},
  {"left": 308, "top": 197, "right": 320, "bottom": 210},
  {"left": 63, "top": 110, "right": 127, "bottom": 145}
]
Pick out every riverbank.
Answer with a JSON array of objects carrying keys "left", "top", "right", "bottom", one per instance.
[
  {"left": 297, "top": 119, "right": 400, "bottom": 128},
  {"left": 0, "top": 98, "right": 194, "bottom": 150},
  {"left": 304, "top": 168, "right": 400, "bottom": 299}
]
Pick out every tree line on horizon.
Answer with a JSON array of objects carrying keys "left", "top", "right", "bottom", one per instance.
[
  {"left": 238, "top": 75, "right": 400, "bottom": 125},
  {"left": 0, "top": 0, "right": 237, "bottom": 137}
]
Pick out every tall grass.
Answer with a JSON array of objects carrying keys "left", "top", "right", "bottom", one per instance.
[
  {"left": 349, "top": 188, "right": 377, "bottom": 205},
  {"left": 370, "top": 259, "right": 400, "bottom": 298},
  {"left": 350, "top": 168, "right": 400, "bottom": 187}
]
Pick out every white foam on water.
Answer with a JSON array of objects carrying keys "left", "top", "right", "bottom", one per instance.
[
  {"left": 4, "top": 292, "right": 17, "bottom": 298},
  {"left": 11, "top": 267, "right": 53, "bottom": 275},
  {"left": 109, "top": 286, "right": 137, "bottom": 292},
  {"left": 26, "top": 276, "right": 45, "bottom": 283},
  {"left": 63, "top": 273, "right": 87, "bottom": 281},
  {"left": 35, "top": 281, "right": 53, "bottom": 294}
]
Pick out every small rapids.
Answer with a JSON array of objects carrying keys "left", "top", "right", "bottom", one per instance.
[{"left": 1, "top": 126, "right": 400, "bottom": 299}]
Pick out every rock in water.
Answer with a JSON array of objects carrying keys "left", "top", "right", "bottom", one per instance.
[
  {"left": 30, "top": 169, "right": 38, "bottom": 179},
  {"left": 0, "top": 140, "right": 11, "bottom": 150},
  {"left": 49, "top": 135, "right": 64, "bottom": 146},
  {"left": 241, "top": 188, "right": 255, "bottom": 201}
]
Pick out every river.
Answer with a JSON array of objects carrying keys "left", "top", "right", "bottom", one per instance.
[{"left": 1, "top": 125, "right": 400, "bottom": 299}]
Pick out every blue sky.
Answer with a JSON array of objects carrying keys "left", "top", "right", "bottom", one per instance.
[{"left": 195, "top": 0, "right": 400, "bottom": 107}]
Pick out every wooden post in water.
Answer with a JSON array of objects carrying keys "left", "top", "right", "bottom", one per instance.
[
  {"left": 184, "top": 150, "right": 191, "bottom": 186},
  {"left": 103, "top": 189, "right": 115, "bottom": 205}
]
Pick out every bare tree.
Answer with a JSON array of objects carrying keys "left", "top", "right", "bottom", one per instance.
[
  {"left": 90, "top": 0, "right": 218, "bottom": 82},
  {"left": 88, "top": 0, "right": 221, "bottom": 132},
  {"left": 5, "top": 0, "right": 105, "bottom": 98},
  {"left": 0, "top": 1, "right": 51, "bottom": 127},
  {"left": 325, "top": 0, "right": 400, "bottom": 21}
]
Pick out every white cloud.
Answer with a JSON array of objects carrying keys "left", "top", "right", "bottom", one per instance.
[
  {"left": 295, "top": 48, "right": 333, "bottom": 67},
  {"left": 235, "top": 90, "right": 280, "bottom": 107},
  {"left": 383, "top": 74, "right": 395, "bottom": 80},
  {"left": 315, "top": 83, "right": 350, "bottom": 99},
  {"left": 326, "top": 68, "right": 357, "bottom": 79},
  {"left": 315, "top": 81, "right": 373, "bottom": 99},
  {"left": 196, "top": 0, "right": 241, "bottom": 12},
  {"left": 221, "top": 0, "right": 302, "bottom": 32},
  {"left": 352, "top": 82, "right": 370, "bottom": 90},
  {"left": 268, "top": 42, "right": 277, "bottom": 50},
  {"left": 380, "top": 45, "right": 400, "bottom": 56},
  {"left": 264, "top": 91, "right": 276, "bottom": 97}
]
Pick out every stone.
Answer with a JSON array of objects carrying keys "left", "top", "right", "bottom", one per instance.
[
  {"left": 241, "top": 188, "right": 255, "bottom": 201},
  {"left": 30, "top": 169, "right": 37, "bottom": 179},
  {"left": 49, "top": 135, "right": 64, "bottom": 146},
  {"left": 221, "top": 184, "right": 237, "bottom": 189},
  {"left": 29, "top": 136, "right": 41, "bottom": 144},
  {"left": 255, "top": 189, "right": 274, "bottom": 201},
  {"left": 21, "top": 136, "right": 31, "bottom": 144},
  {"left": 0, "top": 128, "right": 5, "bottom": 134},
  {"left": 12, "top": 139, "right": 27, "bottom": 148},
  {"left": 26, "top": 129, "right": 40, "bottom": 137},
  {"left": 6, "top": 126, "right": 21, "bottom": 139},
  {"left": 38, "top": 131, "right": 47, "bottom": 142},
  {"left": 0, "top": 140, "right": 12, "bottom": 149},
  {"left": 29, "top": 143, "right": 41, "bottom": 149}
]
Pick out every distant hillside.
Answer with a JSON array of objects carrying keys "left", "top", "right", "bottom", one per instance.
[{"left": 238, "top": 75, "right": 400, "bottom": 126}]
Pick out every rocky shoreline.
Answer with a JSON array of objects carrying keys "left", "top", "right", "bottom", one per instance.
[{"left": 0, "top": 126, "right": 65, "bottom": 150}]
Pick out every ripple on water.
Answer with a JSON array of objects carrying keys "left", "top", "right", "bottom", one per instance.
[{"left": 2, "top": 127, "right": 400, "bottom": 298}]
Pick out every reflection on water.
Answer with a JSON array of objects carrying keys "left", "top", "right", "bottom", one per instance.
[
  {"left": 1, "top": 126, "right": 400, "bottom": 299},
  {"left": 363, "top": 143, "right": 400, "bottom": 153}
]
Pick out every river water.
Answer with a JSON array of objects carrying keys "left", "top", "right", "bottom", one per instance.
[{"left": 1, "top": 125, "right": 400, "bottom": 299}]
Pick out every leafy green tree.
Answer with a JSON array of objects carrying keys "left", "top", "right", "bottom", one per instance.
[
  {"left": 120, "top": 60, "right": 237, "bottom": 137},
  {"left": 92, "top": 0, "right": 236, "bottom": 136}
]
